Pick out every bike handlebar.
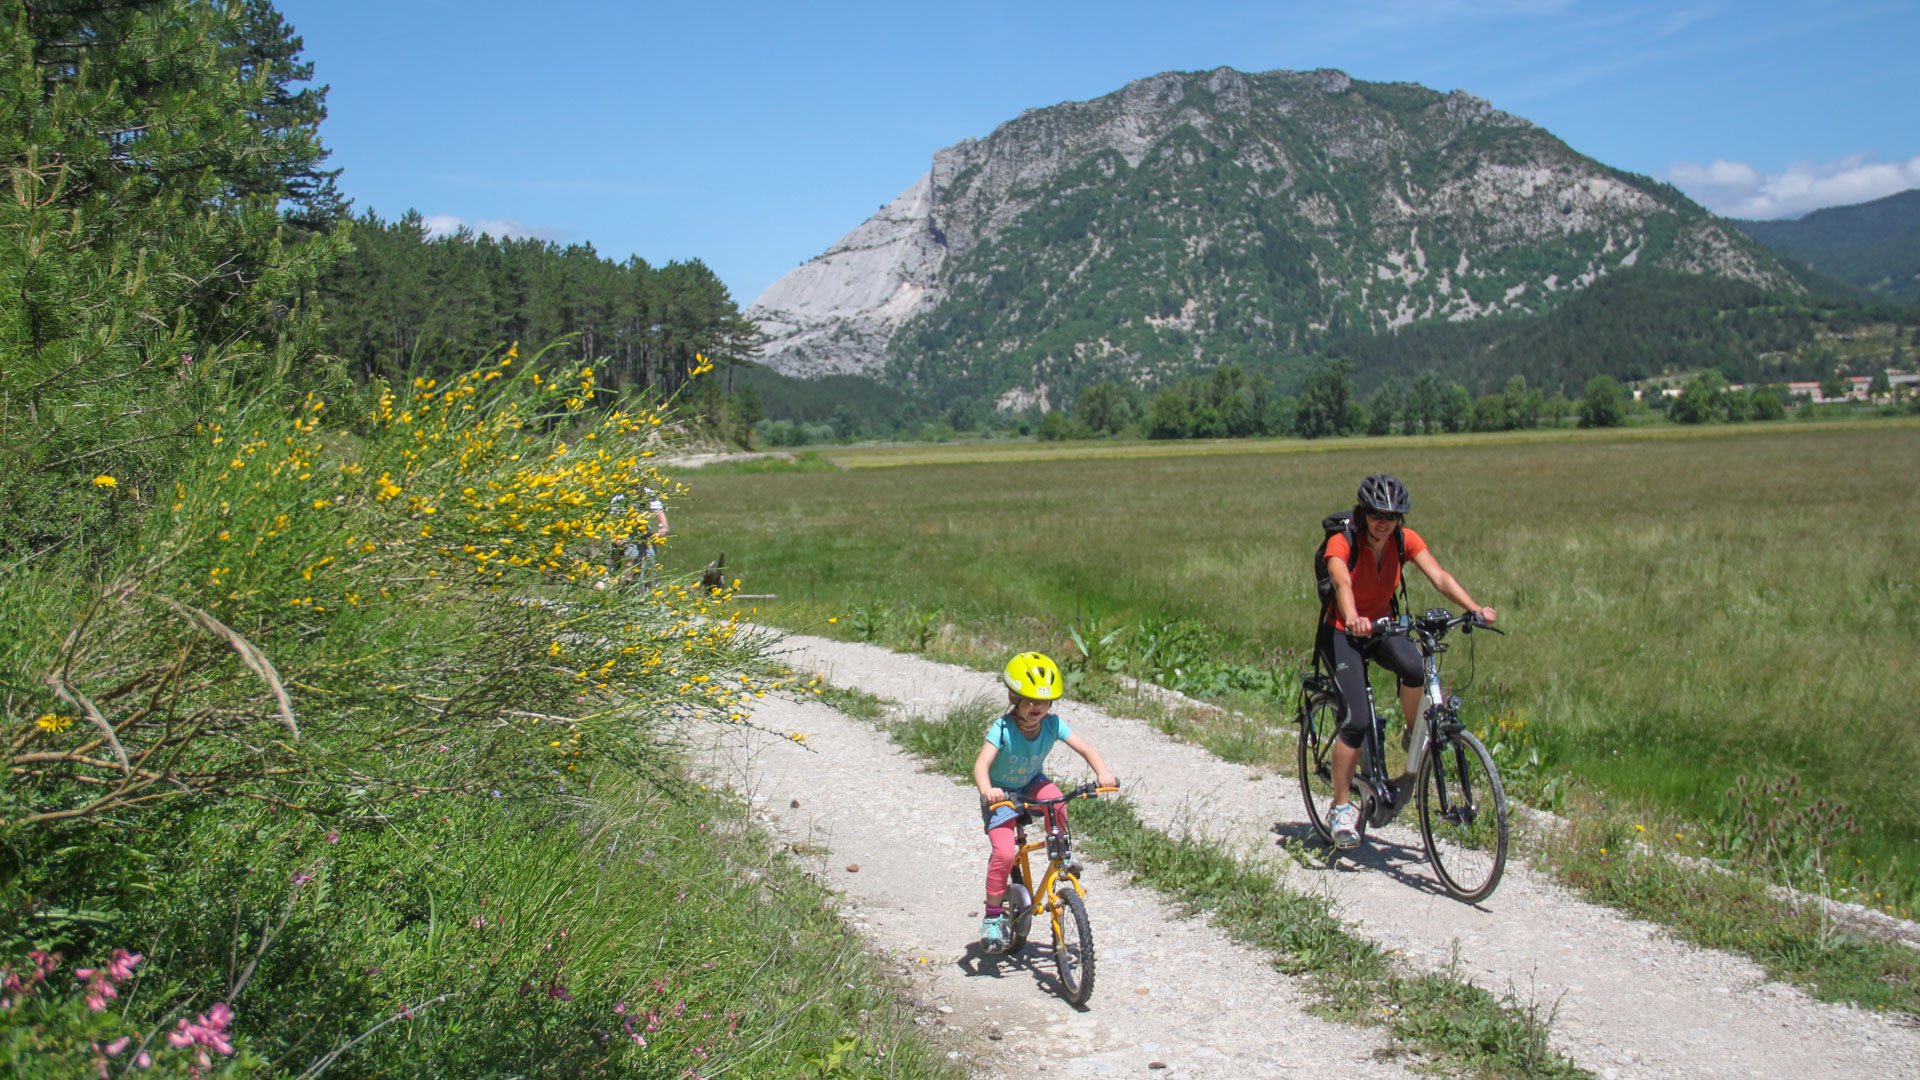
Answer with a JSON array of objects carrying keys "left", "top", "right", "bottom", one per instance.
[
  {"left": 1373, "top": 609, "right": 1505, "bottom": 641},
  {"left": 988, "top": 782, "right": 1118, "bottom": 813}
]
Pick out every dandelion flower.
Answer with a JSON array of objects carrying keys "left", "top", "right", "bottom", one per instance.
[
  {"left": 36, "top": 714, "right": 72, "bottom": 734},
  {"left": 92, "top": 475, "right": 117, "bottom": 488}
]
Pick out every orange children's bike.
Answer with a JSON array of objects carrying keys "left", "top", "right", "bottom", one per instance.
[{"left": 986, "top": 782, "right": 1117, "bottom": 1006}]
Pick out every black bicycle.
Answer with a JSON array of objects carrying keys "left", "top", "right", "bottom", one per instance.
[{"left": 1297, "top": 609, "right": 1509, "bottom": 903}]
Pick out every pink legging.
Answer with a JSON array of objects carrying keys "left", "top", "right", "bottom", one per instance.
[{"left": 985, "top": 779, "right": 1066, "bottom": 898}]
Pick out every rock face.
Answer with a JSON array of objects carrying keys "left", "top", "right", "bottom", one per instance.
[
  {"left": 748, "top": 67, "right": 1796, "bottom": 399},
  {"left": 747, "top": 174, "right": 947, "bottom": 379}
]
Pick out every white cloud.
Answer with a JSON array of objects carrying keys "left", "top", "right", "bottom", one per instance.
[
  {"left": 1667, "top": 153, "right": 1920, "bottom": 219},
  {"left": 421, "top": 214, "right": 572, "bottom": 243}
]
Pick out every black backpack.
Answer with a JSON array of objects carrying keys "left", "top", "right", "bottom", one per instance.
[{"left": 1312, "top": 511, "right": 1407, "bottom": 622}]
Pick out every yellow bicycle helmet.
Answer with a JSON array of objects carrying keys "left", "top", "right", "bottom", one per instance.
[{"left": 1003, "top": 652, "right": 1064, "bottom": 700}]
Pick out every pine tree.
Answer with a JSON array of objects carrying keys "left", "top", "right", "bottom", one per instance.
[{"left": 0, "top": 0, "right": 348, "bottom": 553}]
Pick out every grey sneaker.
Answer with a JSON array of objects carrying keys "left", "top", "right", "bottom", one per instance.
[
  {"left": 979, "top": 913, "right": 1010, "bottom": 953},
  {"left": 1329, "top": 802, "right": 1362, "bottom": 849}
]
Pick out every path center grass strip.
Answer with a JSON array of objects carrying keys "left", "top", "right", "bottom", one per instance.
[{"left": 868, "top": 692, "right": 1588, "bottom": 1080}]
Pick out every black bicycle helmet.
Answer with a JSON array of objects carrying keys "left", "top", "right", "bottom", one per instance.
[{"left": 1356, "top": 473, "right": 1410, "bottom": 514}]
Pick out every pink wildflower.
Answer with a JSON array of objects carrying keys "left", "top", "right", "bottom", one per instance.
[
  {"left": 104, "top": 1037, "right": 131, "bottom": 1056},
  {"left": 31, "top": 949, "right": 61, "bottom": 981},
  {"left": 106, "top": 949, "right": 143, "bottom": 982},
  {"left": 136, "top": 1050, "right": 152, "bottom": 1068},
  {"left": 546, "top": 980, "right": 572, "bottom": 1002},
  {"left": 614, "top": 1002, "right": 627, "bottom": 1015},
  {"left": 291, "top": 872, "right": 313, "bottom": 887},
  {"left": 74, "top": 967, "right": 119, "bottom": 1012},
  {"left": 327, "top": 830, "right": 339, "bottom": 844},
  {"left": 167, "top": 1001, "right": 235, "bottom": 1060}
]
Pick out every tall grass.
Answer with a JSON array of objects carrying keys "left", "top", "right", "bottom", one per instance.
[{"left": 677, "top": 423, "right": 1920, "bottom": 912}]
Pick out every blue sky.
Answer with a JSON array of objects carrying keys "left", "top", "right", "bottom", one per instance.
[{"left": 278, "top": 0, "right": 1920, "bottom": 306}]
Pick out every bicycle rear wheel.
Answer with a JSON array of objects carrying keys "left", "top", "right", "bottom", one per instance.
[
  {"left": 1297, "top": 691, "right": 1356, "bottom": 847},
  {"left": 1050, "top": 884, "right": 1095, "bottom": 1005},
  {"left": 1006, "top": 864, "right": 1032, "bottom": 954},
  {"left": 1416, "top": 729, "right": 1509, "bottom": 903}
]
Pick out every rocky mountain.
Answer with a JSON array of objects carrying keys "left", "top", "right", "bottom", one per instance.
[
  {"left": 748, "top": 67, "right": 1799, "bottom": 407},
  {"left": 1732, "top": 188, "right": 1920, "bottom": 303}
]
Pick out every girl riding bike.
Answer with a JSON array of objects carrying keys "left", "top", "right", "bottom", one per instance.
[
  {"left": 1319, "top": 474, "right": 1496, "bottom": 849},
  {"left": 973, "top": 652, "right": 1118, "bottom": 952}
]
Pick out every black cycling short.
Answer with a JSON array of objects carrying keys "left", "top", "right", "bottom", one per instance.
[{"left": 1315, "top": 621, "right": 1424, "bottom": 749}]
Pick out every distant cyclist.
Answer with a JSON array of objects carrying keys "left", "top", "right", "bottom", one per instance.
[
  {"left": 1319, "top": 474, "right": 1496, "bottom": 849},
  {"left": 609, "top": 489, "right": 669, "bottom": 589}
]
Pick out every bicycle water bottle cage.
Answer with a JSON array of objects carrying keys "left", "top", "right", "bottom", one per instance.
[{"left": 1046, "top": 833, "right": 1071, "bottom": 863}]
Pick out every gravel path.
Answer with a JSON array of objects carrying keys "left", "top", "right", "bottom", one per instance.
[
  {"left": 697, "top": 692, "right": 1427, "bottom": 1080},
  {"left": 725, "top": 633, "right": 1920, "bottom": 1080}
]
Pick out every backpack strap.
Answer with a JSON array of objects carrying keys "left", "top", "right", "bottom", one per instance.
[{"left": 1391, "top": 526, "right": 1408, "bottom": 617}]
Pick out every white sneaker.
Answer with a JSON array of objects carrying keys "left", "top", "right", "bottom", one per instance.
[{"left": 1330, "top": 802, "right": 1362, "bottom": 849}]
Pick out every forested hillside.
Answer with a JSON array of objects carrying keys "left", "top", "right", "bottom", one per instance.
[
  {"left": 1733, "top": 189, "right": 1920, "bottom": 303},
  {"left": 315, "top": 211, "right": 760, "bottom": 395},
  {"left": 1328, "top": 269, "right": 1920, "bottom": 394}
]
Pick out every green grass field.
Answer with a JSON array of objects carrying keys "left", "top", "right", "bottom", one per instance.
[{"left": 677, "top": 421, "right": 1920, "bottom": 912}]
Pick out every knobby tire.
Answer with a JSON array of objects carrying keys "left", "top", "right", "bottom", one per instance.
[{"left": 1051, "top": 885, "right": 1095, "bottom": 1005}]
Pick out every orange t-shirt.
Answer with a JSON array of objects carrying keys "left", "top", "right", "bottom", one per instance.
[{"left": 1324, "top": 527, "right": 1427, "bottom": 630}]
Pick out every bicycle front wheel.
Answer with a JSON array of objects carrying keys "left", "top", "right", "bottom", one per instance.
[
  {"left": 1050, "top": 884, "right": 1095, "bottom": 1005},
  {"left": 1297, "top": 691, "right": 1351, "bottom": 847},
  {"left": 1416, "top": 729, "right": 1509, "bottom": 903}
]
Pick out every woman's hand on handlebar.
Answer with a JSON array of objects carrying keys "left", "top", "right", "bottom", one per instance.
[
  {"left": 1350, "top": 615, "right": 1374, "bottom": 637},
  {"left": 1474, "top": 606, "right": 1497, "bottom": 625}
]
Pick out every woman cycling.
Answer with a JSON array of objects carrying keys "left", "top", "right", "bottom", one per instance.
[{"left": 1320, "top": 474, "right": 1496, "bottom": 849}]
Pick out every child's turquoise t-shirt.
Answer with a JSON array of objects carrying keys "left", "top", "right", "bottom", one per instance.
[{"left": 984, "top": 714, "right": 1072, "bottom": 790}]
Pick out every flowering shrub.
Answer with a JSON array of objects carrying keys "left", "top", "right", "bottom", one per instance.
[
  {"left": 3, "top": 344, "right": 772, "bottom": 825},
  {"left": 0, "top": 947, "right": 255, "bottom": 1078}
]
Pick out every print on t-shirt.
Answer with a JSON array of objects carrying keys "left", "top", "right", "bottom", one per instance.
[{"left": 984, "top": 714, "right": 1073, "bottom": 790}]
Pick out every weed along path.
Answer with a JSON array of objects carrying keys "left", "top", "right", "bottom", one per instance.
[
  {"left": 695, "top": 691, "right": 1425, "bottom": 1080},
  {"left": 739, "top": 633, "right": 1920, "bottom": 1080}
]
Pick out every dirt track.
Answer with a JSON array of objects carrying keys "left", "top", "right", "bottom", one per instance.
[{"left": 694, "top": 632, "right": 1920, "bottom": 1079}]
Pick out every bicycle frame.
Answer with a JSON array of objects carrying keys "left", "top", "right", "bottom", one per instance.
[
  {"left": 990, "top": 785, "right": 1113, "bottom": 939},
  {"left": 1342, "top": 613, "right": 1470, "bottom": 827},
  {"left": 1008, "top": 814, "right": 1082, "bottom": 936}
]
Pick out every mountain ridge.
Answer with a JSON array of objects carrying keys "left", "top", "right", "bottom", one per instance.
[
  {"left": 1731, "top": 188, "right": 1920, "bottom": 302},
  {"left": 749, "top": 67, "right": 1799, "bottom": 404}
]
